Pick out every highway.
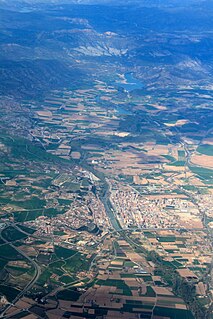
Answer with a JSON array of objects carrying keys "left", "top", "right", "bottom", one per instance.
[{"left": 0, "top": 224, "right": 41, "bottom": 319}]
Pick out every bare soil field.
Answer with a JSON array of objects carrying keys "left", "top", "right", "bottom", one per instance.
[{"left": 191, "top": 154, "right": 213, "bottom": 168}]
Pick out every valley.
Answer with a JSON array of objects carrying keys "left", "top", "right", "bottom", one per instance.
[{"left": 0, "top": 1, "right": 212, "bottom": 319}]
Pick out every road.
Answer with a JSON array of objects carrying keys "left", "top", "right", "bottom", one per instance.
[{"left": 0, "top": 224, "right": 41, "bottom": 319}]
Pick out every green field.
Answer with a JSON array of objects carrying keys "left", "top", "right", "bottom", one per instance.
[
  {"left": 12, "top": 197, "right": 45, "bottom": 210},
  {"left": 145, "top": 286, "right": 156, "bottom": 297},
  {"left": 96, "top": 279, "right": 132, "bottom": 296},
  {"left": 57, "top": 288, "right": 81, "bottom": 301},
  {"left": 64, "top": 253, "right": 90, "bottom": 273},
  {"left": 0, "top": 285, "right": 20, "bottom": 302},
  {"left": 157, "top": 236, "right": 176, "bottom": 242},
  {"left": 153, "top": 306, "right": 194, "bottom": 319},
  {"left": 0, "top": 244, "right": 24, "bottom": 260},
  {"left": 190, "top": 166, "right": 213, "bottom": 180},
  {"left": 168, "top": 160, "right": 185, "bottom": 167},
  {"left": 60, "top": 275, "right": 75, "bottom": 284},
  {"left": 197, "top": 144, "right": 213, "bottom": 156},
  {"left": 54, "top": 246, "right": 77, "bottom": 259},
  {"left": 2, "top": 226, "right": 27, "bottom": 242},
  {"left": 6, "top": 265, "right": 31, "bottom": 276},
  {"left": 17, "top": 224, "right": 36, "bottom": 234},
  {"left": 37, "top": 269, "right": 53, "bottom": 286}
]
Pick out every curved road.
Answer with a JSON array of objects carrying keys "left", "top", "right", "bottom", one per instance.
[{"left": 0, "top": 225, "right": 41, "bottom": 318}]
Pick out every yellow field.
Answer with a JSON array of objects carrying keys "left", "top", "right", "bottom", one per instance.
[{"left": 191, "top": 153, "right": 213, "bottom": 168}]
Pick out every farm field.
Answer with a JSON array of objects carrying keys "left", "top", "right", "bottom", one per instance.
[{"left": 0, "top": 1, "right": 212, "bottom": 319}]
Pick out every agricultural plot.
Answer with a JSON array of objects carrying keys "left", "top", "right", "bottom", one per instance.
[{"left": 0, "top": 49, "right": 212, "bottom": 318}]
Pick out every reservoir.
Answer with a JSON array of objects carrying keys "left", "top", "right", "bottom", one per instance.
[{"left": 115, "top": 73, "right": 144, "bottom": 92}]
